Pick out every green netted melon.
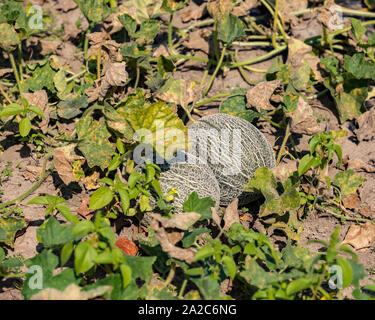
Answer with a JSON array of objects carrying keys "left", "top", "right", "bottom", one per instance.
[
  {"left": 158, "top": 160, "right": 221, "bottom": 213},
  {"left": 188, "top": 113, "right": 275, "bottom": 205}
]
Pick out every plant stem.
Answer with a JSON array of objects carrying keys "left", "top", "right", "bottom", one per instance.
[
  {"left": 97, "top": 48, "right": 101, "bottom": 80},
  {"left": 229, "top": 45, "right": 287, "bottom": 68},
  {"left": 203, "top": 46, "right": 226, "bottom": 97},
  {"left": 0, "top": 86, "right": 13, "bottom": 104},
  {"left": 235, "top": 49, "right": 258, "bottom": 85},
  {"left": 259, "top": 0, "right": 288, "bottom": 43},
  {"left": 276, "top": 119, "right": 291, "bottom": 165},
  {"left": 168, "top": 14, "right": 177, "bottom": 56},
  {"left": 292, "top": 6, "right": 375, "bottom": 18},
  {"left": 84, "top": 27, "right": 91, "bottom": 70},
  {"left": 178, "top": 279, "right": 188, "bottom": 299},
  {"left": 134, "top": 62, "right": 140, "bottom": 90},
  {"left": 0, "top": 162, "right": 54, "bottom": 210},
  {"left": 195, "top": 93, "right": 232, "bottom": 108},
  {"left": 8, "top": 52, "right": 22, "bottom": 96},
  {"left": 161, "top": 262, "right": 176, "bottom": 289},
  {"left": 232, "top": 41, "right": 273, "bottom": 47},
  {"left": 18, "top": 43, "right": 23, "bottom": 82},
  {"left": 243, "top": 65, "right": 267, "bottom": 73},
  {"left": 272, "top": 0, "right": 279, "bottom": 49},
  {"left": 213, "top": 21, "right": 220, "bottom": 61},
  {"left": 66, "top": 69, "right": 87, "bottom": 83}
]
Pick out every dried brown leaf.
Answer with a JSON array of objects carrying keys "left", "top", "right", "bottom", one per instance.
[
  {"left": 150, "top": 212, "right": 201, "bottom": 230},
  {"left": 53, "top": 145, "right": 84, "bottom": 185},
  {"left": 288, "top": 97, "right": 323, "bottom": 135},
  {"left": 83, "top": 170, "right": 101, "bottom": 190},
  {"left": 343, "top": 222, "right": 375, "bottom": 250},
  {"left": 23, "top": 90, "right": 49, "bottom": 133},
  {"left": 77, "top": 198, "right": 93, "bottom": 218},
  {"left": 30, "top": 283, "right": 112, "bottom": 300},
  {"left": 223, "top": 198, "right": 239, "bottom": 231},
  {"left": 355, "top": 107, "right": 375, "bottom": 142},
  {"left": 150, "top": 218, "right": 196, "bottom": 264},
  {"left": 183, "top": 30, "right": 209, "bottom": 53},
  {"left": 182, "top": 3, "right": 206, "bottom": 22},
  {"left": 246, "top": 80, "right": 282, "bottom": 111},
  {"left": 232, "top": 0, "right": 257, "bottom": 17},
  {"left": 342, "top": 193, "right": 361, "bottom": 210},
  {"left": 99, "top": 62, "right": 129, "bottom": 99},
  {"left": 346, "top": 158, "right": 375, "bottom": 173},
  {"left": 211, "top": 207, "right": 222, "bottom": 228}
]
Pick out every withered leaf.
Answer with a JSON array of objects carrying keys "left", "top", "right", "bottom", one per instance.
[
  {"left": 343, "top": 222, "right": 375, "bottom": 250},
  {"left": 150, "top": 218, "right": 196, "bottom": 264},
  {"left": 355, "top": 107, "right": 375, "bottom": 141},
  {"left": 346, "top": 158, "right": 375, "bottom": 173},
  {"left": 23, "top": 90, "right": 49, "bottom": 133},
  {"left": 288, "top": 97, "right": 323, "bottom": 135},
  {"left": 246, "top": 80, "right": 282, "bottom": 112},
  {"left": 223, "top": 198, "right": 239, "bottom": 231},
  {"left": 99, "top": 62, "right": 129, "bottom": 99},
  {"left": 150, "top": 212, "right": 201, "bottom": 230},
  {"left": 30, "top": 284, "right": 112, "bottom": 300},
  {"left": 54, "top": 145, "right": 84, "bottom": 185}
]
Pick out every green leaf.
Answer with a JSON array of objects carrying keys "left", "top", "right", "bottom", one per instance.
[
  {"left": 73, "top": 0, "right": 112, "bottom": 24},
  {"left": 19, "top": 117, "right": 31, "bottom": 137},
  {"left": 333, "top": 170, "right": 366, "bottom": 196},
  {"left": 244, "top": 167, "right": 300, "bottom": 218},
  {"left": 74, "top": 241, "right": 98, "bottom": 274},
  {"left": 190, "top": 277, "right": 222, "bottom": 299},
  {"left": 89, "top": 186, "right": 114, "bottom": 210},
  {"left": 72, "top": 220, "right": 95, "bottom": 238},
  {"left": 23, "top": 60, "right": 57, "bottom": 93},
  {"left": 118, "top": 14, "right": 137, "bottom": 38},
  {"left": 124, "top": 255, "right": 156, "bottom": 281},
  {"left": 298, "top": 154, "right": 316, "bottom": 176},
  {"left": 37, "top": 217, "right": 75, "bottom": 248},
  {"left": 217, "top": 14, "right": 245, "bottom": 46},
  {"left": 55, "top": 204, "right": 80, "bottom": 223},
  {"left": 182, "top": 228, "right": 210, "bottom": 248},
  {"left": 193, "top": 245, "right": 215, "bottom": 261},
  {"left": 0, "top": 22, "right": 20, "bottom": 51},
  {"left": 60, "top": 242, "right": 74, "bottom": 267},
  {"left": 22, "top": 250, "right": 79, "bottom": 300},
  {"left": 28, "top": 105, "right": 45, "bottom": 119},
  {"left": 336, "top": 257, "right": 353, "bottom": 289},
  {"left": 222, "top": 255, "right": 236, "bottom": 280},
  {"left": 27, "top": 195, "right": 49, "bottom": 205},
  {"left": 183, "top": 191, "right": 215, "bottom": 220},
  {"left": 136, "top": 19, "right": 160, "bottom": 45},
  {"left": 343, "top": 53, "right": 375, "bottom": 80},
  {"left": 351, "top": 18, "right": 366, "bottom": 41},
  {"left": 57, "top": 95, "right": 88, "bottom": 119},
  {"left": 119, "top": 263, "right": 132, "bottom": 288},
  {"left": 286, "top": 278, "right": 316, "bottom": 296},
  {"left": 220, "top": 90, "right": 263, "bottom": 122},
  {"left": 0, "top": 103, "right": 23, "bottom": 117}
]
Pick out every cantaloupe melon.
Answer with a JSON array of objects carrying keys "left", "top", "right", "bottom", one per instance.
[{"left": 188, "top": 113, "right": 275, "bottom": 205}]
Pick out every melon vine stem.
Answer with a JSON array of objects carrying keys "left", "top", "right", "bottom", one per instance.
[
  {"left": 229, "top": 45, "right": 287, "bottom": 68},
  {"left": 0, "top": 160, "right": 54, "bottom": 210},
  {"left": 202, "top": 46, "right": 227, "bottom": 98},
  {"left": 8, "top": 52, "right": 22, "bottom": 97},
  {"left": 276, "top": 119, "right": 291, "bottom": 165},
  {"left": 272, "top": 0, "right": 280, "bottom": 49}
]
